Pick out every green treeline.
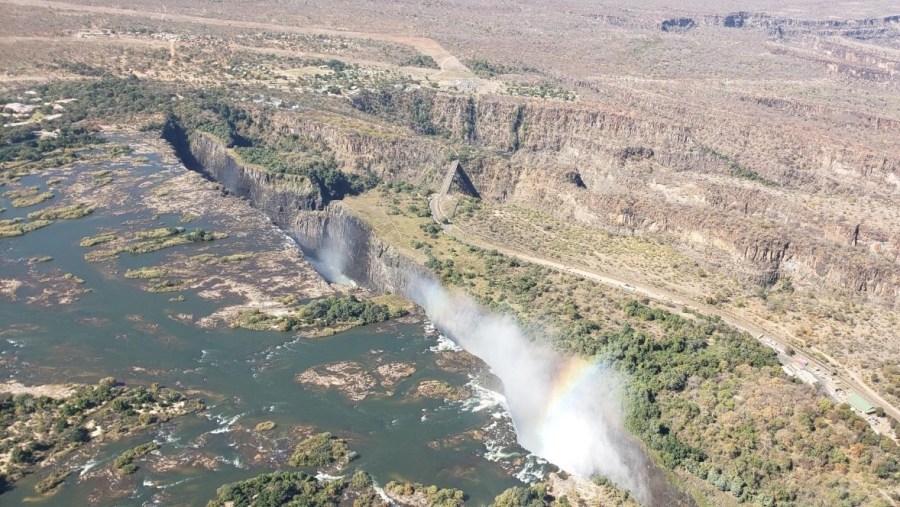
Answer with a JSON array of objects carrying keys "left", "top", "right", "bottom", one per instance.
[
  {"left": 1, "top": 77, "right": 377, "bottom": 204},
  {"left": 208, "top": 471, "right": 348, "bottom": 507},
  {"left": 172, "top": 97, "right": 378, "bottom": 202},
  {"left": 421, "top": 243, "right": 900, "bottom": 505},
  {"left": 291, "top": 295, "right": 401, "bottom": 329}
]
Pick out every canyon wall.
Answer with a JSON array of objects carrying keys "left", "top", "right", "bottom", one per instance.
[
  {"left": 169, "top": 96, "right": 900, "bottom": 305},
  {"left": 346, "top": 90, "right": 900, "bottom": 303},
  {"left": 187, "top": 133, "right": 325, "bottom": 216},
  {"left": 291, "top": 205, "right": 431, "bottom": 294},
  {"left": 175, "top": 126, "right": 428, "bottom": 295}
]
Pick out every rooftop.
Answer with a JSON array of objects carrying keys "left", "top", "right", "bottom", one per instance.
[{"left": 848, "top": 393, "right": 876, "bottom": 414}]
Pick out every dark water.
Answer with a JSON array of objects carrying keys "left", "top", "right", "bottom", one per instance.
[{"left": 0, "top": 152, "right": 531, "bottom": 505}]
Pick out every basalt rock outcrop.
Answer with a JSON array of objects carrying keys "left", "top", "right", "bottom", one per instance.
[
  {"left": 168, "top": 123, "right": 428, "bottom": 295},
  {"left": 345, "top": 89, "right": 899, "bottom": 303},
  {"left": 187, "top": 133, "right": 324, "bottom": 216},
  {"left": 167, "top": 90, "right": 899, "bottom": 305},
  {"left": 291, "top": 204, "right": 430, "bottom": 294}
]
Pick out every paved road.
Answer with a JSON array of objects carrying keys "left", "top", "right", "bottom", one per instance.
[{"left": 429, "top": 195, "right": 900, "bottom": 425}]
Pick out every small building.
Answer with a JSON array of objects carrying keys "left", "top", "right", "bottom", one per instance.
[
  {"left": 848, "top": 392, "right": 876, "bottom": 415},
  {"left": 796, "top": 369, "right": 819, "bottom": 387}
]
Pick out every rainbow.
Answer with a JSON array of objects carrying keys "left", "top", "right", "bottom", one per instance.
[{"left": 541, "top": 356, "right": 600, "bottom": 425}]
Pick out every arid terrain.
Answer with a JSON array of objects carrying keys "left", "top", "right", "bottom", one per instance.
[{"left": 2, "top": 0, "right": 899, "bottom": 505}]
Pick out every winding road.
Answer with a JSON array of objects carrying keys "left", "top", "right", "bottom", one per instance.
[{"left": 429, "top": 194, "right": 900, "bottom": 427}]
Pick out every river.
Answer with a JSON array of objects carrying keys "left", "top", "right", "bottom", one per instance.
[{"left": 0, "top": 141, "right": 534, "bottom": 505}]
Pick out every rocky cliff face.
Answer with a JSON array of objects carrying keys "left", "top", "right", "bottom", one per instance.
[
  {"left": 291, "top": 204, "right": 431, "bottom": 294},
  {"left": 187, "top": 133, "right": 324, "bottom": 219},
  {"left": 262, "top": 109, "right": 451, "bottom": 187},
  {"left": 171, "top": 92, "right": 899, "bottom": 305},
  {"left": 179, "top": 129, "right": 428, "bottom": 294},
  {"left": 345, "top": 89, "right": 900, "bottom": 303}
]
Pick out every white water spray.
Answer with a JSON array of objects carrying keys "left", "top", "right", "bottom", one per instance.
[{"left": 408, "top": 277, "right": 658, "bottom": 504}]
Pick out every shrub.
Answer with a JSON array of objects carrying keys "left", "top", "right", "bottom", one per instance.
[
  {"left": 289, "top": 432, "right": 355, "bottom": 468},
  {"left": 400, "top": 55, "right": 439, "bottom": 69}
]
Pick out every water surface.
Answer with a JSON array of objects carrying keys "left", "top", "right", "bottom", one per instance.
[{"left": 0, "top": 149, "right": 531, "bottom": 505}]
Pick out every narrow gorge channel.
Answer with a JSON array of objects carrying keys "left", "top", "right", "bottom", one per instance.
[{"left": 163, "top": 125, "right": 693, "bottom": 506}]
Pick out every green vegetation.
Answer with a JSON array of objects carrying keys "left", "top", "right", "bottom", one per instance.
[
  {"left": 233, "top": 146, "right": 291, "bottom": 173},
  {"left": 92, "top": 172, "right": 113, "bottom": 187},
  {"left": 350, "top": 89, "right": 438, "bottom": 136},
  {"left": 134, "top": 226, "right": 184, "bottom": 240},
  {"left": 233, "top": 295, "right": 403, "bottom": 333},
  {"left": 113, "top": 441, "right": 160, "bottom": 475},
  {"left": 124, "top": 266, "right": 168, "bottom": 279},
  {"left": 450, "top": 245, "right": 899, "bottom": 504},
  {"left": 0, "top": 77, "right": 169, "bottom": 164},
  {"left": 232, "top": 309, "right": 283, "bottom": 331},
  {"left": 125, "top": 235, "right": 192, "bottom": 254},
  {"left": 109, "top": 228, "right": 226, "bottom": 256},
  {"left": 255, "top": 421, "right": 277, "bottom": 432},
  {"left": 27, "top": 203, "right": 94, "bottom": 220},
  {"left": 208, "top": 471, "right": 350, "bottom": 507},
  {"left": 343, "top": 188, "right": 899, "bottom": 506},
  {"left": 229, "top": 146, "right": 377, "bottom": 202},
  {"left": 208, "top": 470, "right": 465, "bottom": 507},
  {"left": 308, "top": 163, "right": 378, "bottom": 202},
  {"left": 0, "top": 218, "right": 53, "bottom": 237},
  {"left": 416, "top": 380, "right": 470, "bottom": 401},
  {"left": 492, "top": 484, "right": 551, "bottom": 507},
  {"left": 401, "top": 54, "right": 439, "bottom": 69},
  {"left": 0, "top": 379, "right": 202, "bottom": 486},
  {"left": 466, "top": 59, "right": 514, "bottom": 78},
  {"left": 507, "top": 84, "right": 575, "bottom": 101},
  {"left": 169, "top": 96, "right": 379, "bottom": 204},
  {"left": 79, "top": 233, "right": 117, "bottom": 247},
  {"left": 34, "top": 468, "right": 73, "bottom": 494},
  {"left": 350, "top": 470, "right": 372, "bottom": 488},
  {"left": 384, "top": 480, "right": 466, "bottom": 506},
  {"left": 289, "top": 432, "right": 356, "bottom": 469},
  {"left": 184, "top": 228, "right": 226, "bottom": 242},
  {"left": 10, "top": 191, "right": 54, "bottom": 208},
  {"left": 2, "top": 77, "right": 375, "bottom": 211},
  {"left": 0, "top": 124, "right": 101, "bottom": 164},
  {"left": 221, "top": 252, "right": 255, "bottom": 262},
  {"left": 706, "top": 147, "right": 778, "bottom": 187},
  {"left": 63, "top": 273, "right": 85, "bottom": 284},
  {"left": 147, "top": 279, "right": 186, "bottom": 293},
  {"left": 296, "top": 295, "right": 399, "bottom": 326}
]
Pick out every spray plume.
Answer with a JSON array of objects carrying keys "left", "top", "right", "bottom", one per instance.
[{"left": 408, "top": 276, "right": 669, "bottom": 505}]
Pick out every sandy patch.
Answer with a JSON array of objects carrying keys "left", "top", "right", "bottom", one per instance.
[
  {"left": 0, "top": 380, "right": 76, "bottom": 398},
  {"left": 375, "top": 362, "right": 416, "bottom": 388},
  {"left": 296, "top": 361, "right": 376, "bottom": 402}
]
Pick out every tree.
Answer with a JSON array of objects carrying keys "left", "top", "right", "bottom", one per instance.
[
  {"left": 64, "top": 426, "right": 90, "bottom": 444},
  {"left": 492, "top": 485, "right": 550, "bottom": 507},
  {"left": 11, "top": 446, "right": 34, "bottom": 464},
  {"left": 874, "top": 457, "right": 898, "bottom": 479},
  {"left": 715, "top": 474, "right": 730, "bottom": 491},
  {"left": 730, "top": 476, "right": 745, "bottom": 496}
]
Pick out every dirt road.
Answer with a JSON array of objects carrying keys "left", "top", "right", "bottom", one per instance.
[
  {"left": 0, "top": 0, "right": 473, "bottom": 75},
  {"left": 429, "top": 195, "right": 900, "bottom": 424}
]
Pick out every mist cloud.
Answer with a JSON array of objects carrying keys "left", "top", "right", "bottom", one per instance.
[{"left": 407, "top": 276, "right": 659, "bottom": 504}]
